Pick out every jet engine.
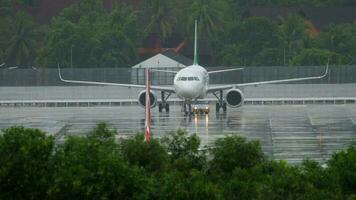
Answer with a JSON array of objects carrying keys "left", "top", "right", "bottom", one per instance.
[
  {"left": 138, "top": 90, "right": 157, "bottom": 108},
  {"left": 225, "top": 88, "right": 244, "bottom": 107}
]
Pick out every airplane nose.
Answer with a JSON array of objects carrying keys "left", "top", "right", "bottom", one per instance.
[{"left": 178, "top": 83, "right": 203, "bottom": 99}]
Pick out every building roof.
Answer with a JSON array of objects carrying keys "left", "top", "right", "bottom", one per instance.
[
  {"left": 132, "top": 50, "right": 192, "bottom": 68},
  {"left": 161, "top": 50, "right": 193, "bottom": 66}
]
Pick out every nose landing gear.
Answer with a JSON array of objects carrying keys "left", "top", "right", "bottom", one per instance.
[{"left": 183, "top": 102, "right": 193, "bottom": 116}]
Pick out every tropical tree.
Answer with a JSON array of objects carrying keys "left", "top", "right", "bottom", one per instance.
[
  {"left": 162, "top": 129, "right": 207, "bottom": 173},
  {"left": 316, "top": 22, "right": 356, "bottom": 65},
  {"left": 0, "top": 0, "right": 16, "bottom": 17},
  {"left": 279, "top": 14, "right": 310, "bottom": 65},
  {"left": 291, "top": 48, "right": 345, "bottom": 65},
  {"left": 154, "top": 169, "right": 221, "bottom": 199},
  {"left": 218, "top": 44, "right": 244, "bottom": 66},
  {"left": 215, "top": 17, "right": 281, "bottom": 66},
  {"left": 254, "top": 48, "right": 284, "bottom": 66},
  {"left": 120, "top": 134, "right": 168, "bottom": 173},
  {"left": 2, "top": 123, "right": 356, "bottom": 199},
  {"left": 297, "top": 159, "right": 342, "bottom": 199},
  {"left": 141, "top": 0, "right": 176, "bottom": 41},
  {"left": 19, "top": 0, "right": 40, "bottom": 6},
  {"left": 178, "top": 0, "right": 231, "bottom": 40},
  {"left": 209, "top": 135, "right": 264, "bottom": 176},
  {"left": 328, "top": 144, "right": 356, "bottom": 197},
  {"left": 38, "top": 1, "right": 140, "bottom": 67},
  {"left": 48, "top": 123, "right": 153, "bottom": 199},
  {"left": 2, "top": 11, "right": 39, "bottom": 66},
  {"left": 0, "top": 126, "right": 54, "bottom": 200}
]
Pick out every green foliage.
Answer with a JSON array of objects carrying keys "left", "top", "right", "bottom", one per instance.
[
  {"left": 141, "top": 0, "right": 176, "bottom": 41},
  {"left": 38, "top": 1, "right": 140, "bottom": 67},
  {"left": 49, "top": 123, "right": 152, "bottom": 199},
  {"left": 209, "top": 135, "right": 264, "bottom": 175},
  {"left": 328, "top": 144, "right": 356, "bottom": 197},
  {"left": 0, "top": 126, "right": 54, "bottom": 200},
  {"left": 216, "top": 17, "right": 282, "bottom": 66},
  {"left": 0, "top": 11, "right": 40, "bottom": 65},
  {"left": 279, "top": 14, "right": 310, "bottom": 64},
  {"left": 162, "top": 129, "right": 207, "bottom": 172},
  {"left": 155, "top": 170, "right": 222, "bottom": 200},
  {"left": 88, "top": 122, "right": 116, "bottom": 141},
  {"left": 256, "top": 160, "right": 304, "bottom": 199},
  {"left": 254, "top": 48, "right": 284, "bottom": 66},
  {"left": 298, "top": 159, "right": 342, "bottom": 199},
  {"left": 249, "top": 0, "right": 356, "bottom": 7},
  {"left": 222, "top": 167, "right": 261, "bottom": 199},
  {"left": 291, "top": 48, "right": 345, "bottom": 65},
  {"left": 181, "top": 0, "right": 231, "bottom": 39},
  {"left": 19, "top": 0, "right": 40, "bottom": 6},
  {"left": 316, "top": 22, "right": 356, "bottom": 64},
  {"left": 120, "top": 134, "right": 168, "bottom": 172},
  {"left": 1, "top": 0, "right": 355, "bottom": 67},
  {"left": 0, "top": 0, "right": 16, "bottom": 17},
  {"left": 0, "top": 125, "right": 356, "bottom": 199}
]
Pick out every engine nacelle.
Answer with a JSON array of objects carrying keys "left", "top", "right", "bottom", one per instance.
[
  {"left": 225, "top": 88, "right": 244, "bottom": 107},
  {"left": 138, "top": 90, "right": 157, "bottom": 108}
]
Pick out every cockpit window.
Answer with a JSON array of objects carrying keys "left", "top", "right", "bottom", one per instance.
[
  {"left": 178, "top": 77, "right": 187, "bottom": 81},
  {"left": 178, "top": 77, "right": 200, "bottom": 81}
]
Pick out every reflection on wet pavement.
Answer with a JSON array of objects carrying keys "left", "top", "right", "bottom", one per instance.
[{"left": 0, "top": 104, "right": 355, "bottom": 164}]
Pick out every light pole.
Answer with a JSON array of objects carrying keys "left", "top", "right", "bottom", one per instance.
[{"left": 70, "top": 45, "right": 74, "bottom": 68}]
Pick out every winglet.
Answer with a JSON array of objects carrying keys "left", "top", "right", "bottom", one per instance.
[
  {"left": 58, "top": 64, "right": 64, "bottom": 81},
  {"left": 193, "top": 20, "right": 198, "bottom": 65},
  {"left": 323, "top": 58, "right": 330, "bottom": 78}
]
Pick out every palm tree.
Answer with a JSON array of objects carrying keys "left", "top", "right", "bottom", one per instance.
[
  {"left": 279, "top": 15, "right": 309, "bottom": 65},
  {"left": 142, "top": 0, "right": 176, "bottom": 41},
  {"left": 182, "top": 0, "right": 229, "bottom": 40},
  {"left": 5, "top": 11, "right": 38, "bottom": 65}
]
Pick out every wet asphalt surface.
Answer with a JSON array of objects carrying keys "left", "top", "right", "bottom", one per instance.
[{"left": 0, "top": 104, "right": 355, "bottom": 164}]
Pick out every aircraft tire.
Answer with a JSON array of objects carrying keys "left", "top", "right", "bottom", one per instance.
[
  {"left": 158, "top": 103, "right": 163, "bottom": 112},
  {"left": 222, "top": 102, "right": 227, "bottom": 112},
  {"left": 165, "top": 104, "right": 170, "bottom": 112},
  {"left": 216, "top": 103, "right": 220, "bottom": 112}
]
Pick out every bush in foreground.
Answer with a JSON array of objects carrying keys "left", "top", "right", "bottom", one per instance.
[{"left": 0, "top": 124, "right": 355, "bottom": 199}]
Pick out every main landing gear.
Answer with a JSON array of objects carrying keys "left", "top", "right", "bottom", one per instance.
[
  {"left": 158, "top": 91, "right": 171, "bottom": 112},
  {"left": 213, "top": 90, "right": 227, "bottom": 112}
]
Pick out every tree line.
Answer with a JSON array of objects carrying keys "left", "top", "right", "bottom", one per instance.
[
  {"left": 0, "top": 0, "right": 355, "bottom": 68},
  {"left": 0, "top": 123, "right": 355, "bottom": 199}
]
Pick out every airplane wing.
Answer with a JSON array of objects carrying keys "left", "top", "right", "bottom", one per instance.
[
  {"left": 208, "top": 68, "right": 244, "bottom": 74},
  {"left": 207, "top": 66, "right": 329, "bottom": 93},
  {"left": 58, "top": 66, "right": 175, "bottom": 92}
]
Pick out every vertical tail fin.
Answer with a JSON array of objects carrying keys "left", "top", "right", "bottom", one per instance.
[{"left": 193, "top": 20, "right": 198, "bottom": 65}]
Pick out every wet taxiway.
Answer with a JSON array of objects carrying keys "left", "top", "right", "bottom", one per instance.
[{"left": 0, "top": 104, "right": 355, "bottom": 164}]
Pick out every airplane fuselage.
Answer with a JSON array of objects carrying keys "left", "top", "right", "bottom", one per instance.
[{"left": 173, "top": 64, "right": 208, "bottom": 100}]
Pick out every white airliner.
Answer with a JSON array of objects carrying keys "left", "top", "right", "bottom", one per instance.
[{"left": 59, "top": 20, "right": 329, "bottom": 114}]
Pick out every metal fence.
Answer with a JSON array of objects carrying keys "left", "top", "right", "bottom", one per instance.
[{"left": 1, "top": 65, "right": 356, "bottom": 86}]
